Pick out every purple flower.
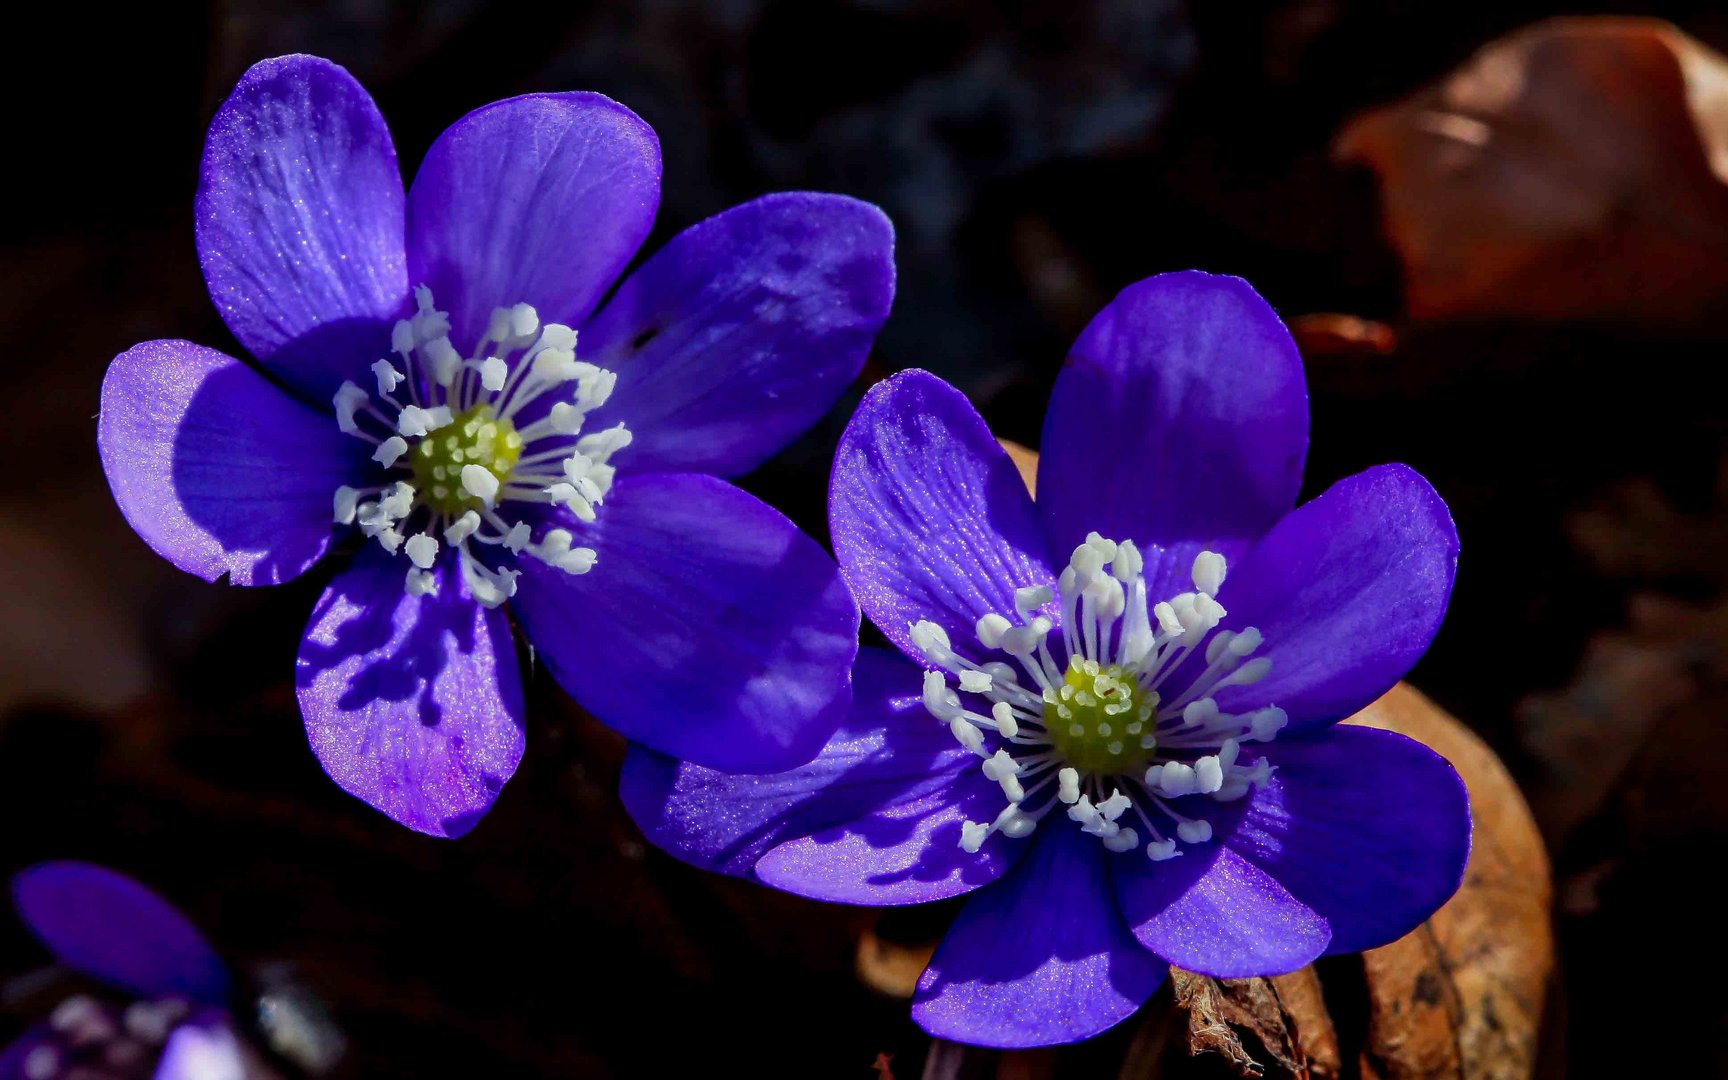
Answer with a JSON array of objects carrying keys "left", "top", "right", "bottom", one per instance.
[
  {"left": 2, "top": 863, "right": 249, "bottom": 1080},
  {"left": 97, "top": 55, "right": 894, "bottom": 837},
  {"left": 623, "top": 271, "right": 1470, "bottom": 1047}
]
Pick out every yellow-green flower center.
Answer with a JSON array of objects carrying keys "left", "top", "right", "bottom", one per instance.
[
  {"left": 1043, "top": 658, "right": 1157, "bottom": 773},
  {"left": 410, "top": 404, "right": 523, "bottom": 515}
]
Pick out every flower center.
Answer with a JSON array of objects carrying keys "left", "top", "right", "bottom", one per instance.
[
  {"left": 328, "top": 286, "right": 631, "bottom": 606},
  {"left": 1042, "top": 658, "right": 1156, "bottom": 773},
  {"left": 910, "top": 533, "right": 1288, "bottom": 861},
  {"left": 408, "top": 405, "right": 523, "bottom": 515}
]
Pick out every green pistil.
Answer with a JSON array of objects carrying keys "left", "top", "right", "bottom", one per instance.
[
  {"left": 410, "top": 405, "right": 523, "bottom": 515},
  {"left": 1043, "top": 658, "right": 1156, "bottom": 773}
]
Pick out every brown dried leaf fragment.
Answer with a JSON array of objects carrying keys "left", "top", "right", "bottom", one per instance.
[
  {"left": 1168, "top": 967, "right": 1340, "bottom": 1079},
  {"left": 1337, "top": 17, "right": 1728, "bottom": 324}
]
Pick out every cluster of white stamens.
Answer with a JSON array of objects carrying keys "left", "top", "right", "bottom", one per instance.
[
  {"left": 19, "top": 994, "right": 193, "bottom": 1080},
  {"left": 329, "top": 287, "right": 629, "bottom": 605},
  {"left": 913, "top": 534, "right": 1287, "bottom": 861}
]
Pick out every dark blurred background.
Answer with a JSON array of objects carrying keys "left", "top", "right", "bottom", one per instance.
[{"left": 5, "top": 1, "right": 1728, "bottom": 1076}]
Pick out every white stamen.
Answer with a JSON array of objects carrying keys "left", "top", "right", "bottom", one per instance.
[
  {"left": 425, "top": 336, "right": 463, "bottom": 386},
  {"left": 373, "top": 436, "right": 408, "bottom": 467},
  {"left": 372, "top": 359, "right": 404, "bottom": 395},
  {"left": 406, "top": 568, "right": 438, "bottom": 597},
  {"left": 444, "top": 511, "right": 481, "bottom": 545},
  {"left": 1057, "top": 767, "right": 1081, "bottom": 804},
  {"left": 480, "top": 356, "right": 508, "bottom": 392},
  {"left": 549, "top": 402, "right": 584, "bottom": 435},
  {"left": 461, "top": 464, "right": 499, "bottom": 508},
  {"left": 334, "top": 381, "right": 370, "bottom": 435},
  {"left": 1177, "top": 819, "right": 1213, "bottom": 844},
  {"left": 1193, "top": 551, "right": 1227, "bottom": 596},
  {"left": 333, "top": 486, "right": 360, "bottom": 525},
  {"left": 532, "top": 528, "right": 597, "bottom": 575},
  {"left": 405, "top": 533, "right": 439, "bottom": 570}
]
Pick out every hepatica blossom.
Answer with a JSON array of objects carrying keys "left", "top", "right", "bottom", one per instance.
[
  {"left": 625, "top": 272, "right": 1470, "bottom": 1047},
  {"left": 3, "top": 863, "right": 251, "bottom": 1080},
  {"left": 98, "top": 56, "right": 892, "bottom": 836}
]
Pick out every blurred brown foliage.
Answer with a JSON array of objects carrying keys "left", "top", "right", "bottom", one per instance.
[{"left": 1339, "top": 17, "right": 1728, "bottom": 325}]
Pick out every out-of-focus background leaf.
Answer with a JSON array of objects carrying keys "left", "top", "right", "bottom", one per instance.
[{"left": 5, "top": 2, "right": 1728, "bottom": 1076}]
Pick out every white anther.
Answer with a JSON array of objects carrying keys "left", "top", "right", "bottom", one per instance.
[
  {"left": 533, "top": 528, "right": 597, "bottom": 574},
  {"left": 380, "top": 481, "right": 414, "bottom": 519},
  {"left": 406, "top": 567, "right": 438, "bottom": 597},
  {"left": 405, "top": 533, "right": 439, "bottom": 570},
  {"left": 538, "top": 322, "right": 576, "bottom": 352},
  {"left": 1146, "top": 839, "right": 1180, "bottom": 861},
  {"left": 1182, "top": 698, "right": 1220, "bottom": 727},
  {"left": 376, "top": 527, "right": 405, "bottom": 553},
  {"left": 504, "top": 521, "right": 532, "bottom": 553},
  {"left": 1177, "top": 819, "right": 1213, "bottom": 844},
  {"left": 372, "top": 359, "right": 404, "bottom": 395},
  {"left": 991, "top": 701, "right": 1019, "bottom": 738},
  {"left": 1057, "top": 767, "right": 1081, "bottom": 804},
  {"left": 1218, "top": 738, "right": 1242, "bottom": 769},
  {"left": 949, "top": 718, "right": 984, "bottom": 755},
  {"left": 574, "top": 368, "right": 616, "bottom": 411},
  {"left": 998, "top": 623, "right": 1043, "bottom": 658},
  {"left": 922, "top": 670, "right": 954, "bottom": 714},
  {"left": 480, "top": 356, "right": 508, "bottom": 392},
  {"left": 333, "top": 486, "right": 360, "bottom": 525},
  {"left": 1192, "top": 550, "right": 1227, "bottom": 595},
  {"left": 373, "top": 436, "right": 408, "bottom": 467},
  {"left": 487, "top": 307, "right": 515, "bottom": 343},
  {"left": 1229, "top": 627, "right": 1263, "bottom": 656},
  {"left": 545, "top": 483, "right": 597, "bottom": 522},
  {"left": 1014, "top": 584, "right": 1054, "bottom": 613},
  {"left": 976, "top": 612, "right": 1011, "bottom": 649},
  {"left": 418, "top": 294, "right": 457, "bottom": 333},
  {"left": 1153, "top": 601, "right": 1183, "bottom": 636},
  {"left": 981, "top": 749, "right": 1020, "bottom": 782},
  {"left": 958, "top": 670, "right": 993, "bottom": 694},
  {"left": 1069, "top": 541, "right": 1106, "bottom": 578},
  {"left": 909, "top": 620, "right": 953, "bottom": 663},
  {"left": 1248, "top": 707, "right": 1288, "bottom": 742},
  {"left": 50, "top": 995, "right": 107, "bottom": 1037},
  {"left": 1112, "top": 540, "right": 1143, "bottom": 581},
  {"left": 1104, "top": 827, "right": 1140, "bottom": 853},
  {"left": 1067, "top": 794, "right": 1098, "bottom": 825},
  {"left": 508, "top": 303, "right": 539, "bottom": 341},
  {"left": 333, "top": 381, "right": 370, "bottom": 434},
  {"left": 1194, "top": 755, "right": 1225, "bottom": 794},
  {"left": 1157, "top": 761, "right": 1198, "bottom": 797},
  {"left": 576, "top": 424, "right": 633, "bottom": 461},
  {"left": 444, "top": 511, "right": 481, "bottom": 544},
  {"left": 549, "top": 402, "right": 584, "bottom": 435},
  {"left": 1228, "top": 657, "right": 1272, "bottom": 687},
  {"left": 532, "top": 347, "right": 579, "bottom": 382},
  {"left": 998, "top": 809, "right": 1038, "bottom": 839},
  {"left": 425, "top": 336, "right": 463, "bottom": 386},
  {"left": 396, "top": 405, "right": 435, "bottom": 437},
  {"left": 461, "top": 464, "right": 499, "bottom": 507},
  {"left": 23, "top": 1046, "right": 57, "bottom": 1080},
  {"left": 1098, "top": 790, "right": 1132, "bottom": 821},
  {"left": 391, "top": 319, "right": 416, "bottom": 355},
  {"left": 959, "top": 821, "right": 990, "bottom": 853}
]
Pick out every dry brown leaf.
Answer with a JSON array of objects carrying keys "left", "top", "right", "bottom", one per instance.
[
  {"left": 1337, "top": 17, "right": 1728, "bottom": 324},
  {"left": 1167, "top": 968, "right": 1340, "bottom": 1079}
]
